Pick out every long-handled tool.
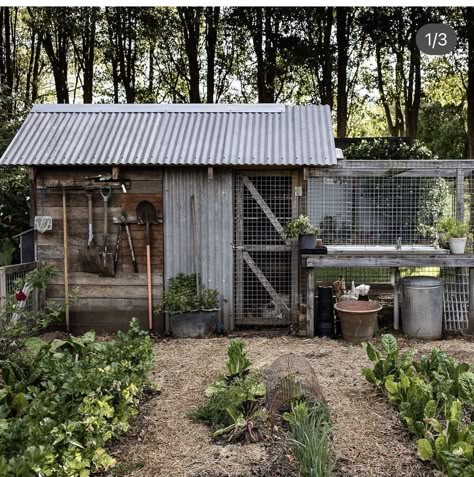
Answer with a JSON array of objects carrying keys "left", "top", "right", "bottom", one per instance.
[
  {"left": 62, "top": 188, "right": 70, "bottom": 332},
  {"left": 137, "top": 200, "right": 158, "bottom": 330},
  {"left": 100, "top": 186, "right": 115, "bottom": 277},
  {"left": 121, "top": 211, "right": 138, "bottom": 273},
  {"left": 191, "top": 195, "right": 200, "bottom": 295},
  {"left": 79, "top": 189, "right": 103, "bottom": 273},
  {"left": 114, "top": 220, "right": 122, "bottom": 274}
]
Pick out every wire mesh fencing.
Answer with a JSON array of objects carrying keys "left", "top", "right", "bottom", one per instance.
[
  {"left": 307, "top": 161, "right": 474, "bottom": 331},
  {"left": 233, "top": 174, "right": 295, "bottom": 327}
]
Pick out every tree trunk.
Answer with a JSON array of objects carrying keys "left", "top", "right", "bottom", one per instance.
[
  {"left": 42, "top": 32, "right": 69, "bottom": 104},
  {"left": 82, "top": 8, "right": 97, "bottom": 104},
  {"left": 178, "top": 7, "right": 202, "bottom": 103},
  {"left": 466, "top": 8, "right": 474, "bottom": 159},
  {"left": 336, "top": 7, "right": 348, "bottom": 137},
  {"left": 205, "top": 7, "right": 219, "bottom": 103},
  {"left": 376, "top": 44, "right": 398, "bottom": 136},
  {"left": 320, "top": 7, "right": 334, "bottom": 108},
  {"left": 31, "top": 37, "right": 41, "bottom": 103}
]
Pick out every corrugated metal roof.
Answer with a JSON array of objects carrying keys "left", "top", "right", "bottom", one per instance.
[{"left": 0, "top": 103, "right": 337, "bottom": 167}]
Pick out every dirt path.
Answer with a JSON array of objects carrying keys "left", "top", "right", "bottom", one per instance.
[{"left": 107, "top": 336, "right": 474, "bottom": 477}]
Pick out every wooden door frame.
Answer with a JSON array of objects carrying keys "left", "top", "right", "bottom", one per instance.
[{"left": 233, "top": 169, "right": 300, "bottom": 326}]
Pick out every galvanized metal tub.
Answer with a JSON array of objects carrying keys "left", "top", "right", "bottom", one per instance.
[
  {"left": 400, "top": 276, "right": 443, "bottom": 340},
  {"left": 334, "top": 300, "right": 382, "bottom": 344},
  {"left": 168, "top": 310, "right": 218, "bottom": 338}
]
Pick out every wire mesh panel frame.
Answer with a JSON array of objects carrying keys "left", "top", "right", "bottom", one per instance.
[
  {"left": 233, "top": 171, "right": 300, "bottom": 327},
  {"left": 307, "top": 160, "right": 474, "bottom": 331}
]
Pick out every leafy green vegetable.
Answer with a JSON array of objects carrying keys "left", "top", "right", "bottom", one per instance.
[
  {"left": 0, "top": 319, "right": 154, "bottom": 476},
  {"left": 362, "top": 335, "right": 474, "bottom": 475}
]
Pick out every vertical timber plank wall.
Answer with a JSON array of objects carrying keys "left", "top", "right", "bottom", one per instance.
[
  {"left": 164, "top": 168, "right": 234, "bottom": 331},
  {"left": 35, "top": 166, "right": 164, "bottom": 334}
]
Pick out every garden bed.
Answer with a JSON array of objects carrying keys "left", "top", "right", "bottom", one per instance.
[{"left": 105, "top": 335, "right": 474, "bottom": 477}]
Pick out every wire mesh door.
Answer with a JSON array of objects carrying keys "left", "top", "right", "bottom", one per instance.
[{"left": 234, "top": 172, "right": 298, "bottom": 327}]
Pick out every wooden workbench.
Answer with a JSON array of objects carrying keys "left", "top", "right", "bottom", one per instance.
[{"left": 303, "top": 253, "right": 474, "bottom": 337}]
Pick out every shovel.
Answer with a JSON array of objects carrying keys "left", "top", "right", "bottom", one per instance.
[
  {"left": 137, "top": 200, "right": 158, "bottom": 330},
  {"left": 100, "top": 186, "right": 115, "bottom": 277},
  {"left": 79, "top": 190, "right": 103, "bottom": 274}
]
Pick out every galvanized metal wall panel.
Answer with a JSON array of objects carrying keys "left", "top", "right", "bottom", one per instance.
[
  {"left": 1, "top": 104, "right": 336, "bottom": 167},
  {"left": 163, "top": 168, "right": 234, "bottom": 331}
]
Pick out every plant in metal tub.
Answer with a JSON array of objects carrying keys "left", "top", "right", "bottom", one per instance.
[{"left": 155, "top": 273, "right": 220, "bottom": 338}]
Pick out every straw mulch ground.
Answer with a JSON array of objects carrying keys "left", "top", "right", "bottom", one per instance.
[{"left": 104, "top": 335, "right": 474, "bottom": 477}]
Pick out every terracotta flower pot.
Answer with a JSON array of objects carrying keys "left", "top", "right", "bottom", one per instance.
[{"left": 334, "top": 300, "right": 382, "bottom": 345}]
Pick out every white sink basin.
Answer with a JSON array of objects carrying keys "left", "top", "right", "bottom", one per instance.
[{"left": 326, "top": 245, "right": 448, "bottom": 255}]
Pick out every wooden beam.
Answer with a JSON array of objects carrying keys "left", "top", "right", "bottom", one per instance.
[
  {"left": 469, "top": 268, "right": 474, "bottom": 335},
  {"left": 243, "top": 251, "right": 289, "bottom": 315},
  {"left": 305, "top": 254, "right": 474, "bottom": 268},
  {"left": 306, "top": 269, "right": 314, "bottom": 337},
  {"left": 457, "top": 169, "right": 465, "bottom": 221},
  {"left": 242, "top": 176, "right": 284, "bottom": 237}
]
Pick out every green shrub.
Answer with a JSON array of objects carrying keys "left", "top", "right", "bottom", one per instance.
[
  {"left": 155, "top": 273, "right": 219, "bottom": 314},
  {"left": 0, "top": 319, "right": 154, "bottom": 476},
  {"left": 283, "top": 400, "right": 334, "bottom": 477}
]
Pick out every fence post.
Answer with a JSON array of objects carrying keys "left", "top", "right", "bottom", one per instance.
[{"left": 0, "top": 267, "right": 5, "bottom": 311}]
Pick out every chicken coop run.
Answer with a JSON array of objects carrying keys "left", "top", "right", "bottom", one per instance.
[{"left": 305, "top": 159, "right": 474, "bottom": 333}]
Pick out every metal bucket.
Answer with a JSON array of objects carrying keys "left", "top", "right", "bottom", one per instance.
[
  {"left": 400, "top": 276, "right": 443, "bottom": 340},
  {"left": 334, "top": 300, "right": 382, "bottom": 344},
  {"left": 169, "top": 310, "right": 218, "bottom": 338}
]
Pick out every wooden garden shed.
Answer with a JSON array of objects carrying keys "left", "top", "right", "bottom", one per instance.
[{"left": 0, "top": 103, "right": 338, "bottom": 333}]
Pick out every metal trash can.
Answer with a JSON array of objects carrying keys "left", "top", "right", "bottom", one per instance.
[{"left": 399, "top": 276, "right": 443, "bottom": 340}]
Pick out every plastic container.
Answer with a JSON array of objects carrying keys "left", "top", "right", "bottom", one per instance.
[
  {"left": 334, "top": 300, "right": 382, "bottom": 344},
  {"left": 316, "top": 287, "right": 335, "bottom": 337},
  {"left": 400, "top": 276, "right": 443, "bottom": 340}
]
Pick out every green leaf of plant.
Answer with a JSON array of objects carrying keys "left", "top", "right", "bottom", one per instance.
[
  {"left": 426, "top": 418, "right": 443, "bottom": 433},
  {"left": 450, "top": 400, "right": 463, "bottom": 421},
  {"left": 363, "top": 342, "right": 380, "bottom": 362},
  {"left": 459, "top": 372, "right": 474, "bottom": 406},
  {"left": 362, "top": 368, "right": 378, "bottom": 385},
  {"left": 384, "top": 379, "right": 399, "bottom": 395},
  {"left": 424, "top": 400, "right": 437, "bottom": 419},
  {"left": 381, "top": 334, "right": 398, "bottom": 356},
  {"left": 417, "top": 438, "right": 434, "bottom": 461}
]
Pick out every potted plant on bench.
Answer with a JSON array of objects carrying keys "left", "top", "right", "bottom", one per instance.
[
  {"left": 437, "top": 217, "right": 472, "bottom": 254},
  {"left": 156, "top": 273, "right": 220, "bottom": 338},
  {"left": 283, "top": 215, "right": 319, "bottom": 250}
]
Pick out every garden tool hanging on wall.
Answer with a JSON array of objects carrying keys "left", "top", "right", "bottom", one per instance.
[
  {"left": 121, "top": 211, "right": 138, "bottom": 273},
  {"left": 79, "top": 188, "right": 103, "bottom": 274},
  {"left": 100, "top": 186, "right": 115, "bottom": 277},
  {"left": 136, "top": 200, "right": 158, "bottom": 330}
]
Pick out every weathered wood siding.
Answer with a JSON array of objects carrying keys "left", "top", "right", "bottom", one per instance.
[{"left": 35, "top": 167, "right": 164, "bottom": 333}]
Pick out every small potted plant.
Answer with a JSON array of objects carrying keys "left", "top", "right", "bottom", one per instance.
[
  {"left": 155, "top": 273, "right": 220, "bottom": 338},
  {"left": 283, "top": 215, "right": 319, "bottom": 250},
  {"left": 437, "top": 217, "right": 472, "bottom": 254}
]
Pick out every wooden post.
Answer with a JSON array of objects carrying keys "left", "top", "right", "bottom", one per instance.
[
  {"left": 307, "top": 267, "right": 315, "bottom": 337},
  {"left": 235, "top": 176, "right": 244, "bottom": 329},
  {"left": 469, "top": 267, "right": 474, "bottom": 334},
  {"left": 456, "top": 169, "right": 465, "bottom": 221},
  {"left": 62, "top": 189, "right": 70, "bottom": 332},
  {"left": 291, "top": 171, "right": 299, "bottom": 327}
]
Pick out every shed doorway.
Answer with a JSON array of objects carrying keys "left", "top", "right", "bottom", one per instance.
[{"left": 233, "top": 171, "right": 299, "bottom": 327}]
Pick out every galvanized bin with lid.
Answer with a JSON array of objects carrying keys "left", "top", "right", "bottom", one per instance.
[{"left": 399, "top": 276, "right": 443, "bottom": 340}]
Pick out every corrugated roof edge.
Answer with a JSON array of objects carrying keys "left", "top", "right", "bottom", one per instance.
[{"left": 32, "top": 103, "right": 286, "bottom": 113}]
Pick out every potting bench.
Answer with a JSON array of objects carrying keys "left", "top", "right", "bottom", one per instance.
[{"left": 303, "top": 253, "right": 474, "bottom": 337}]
